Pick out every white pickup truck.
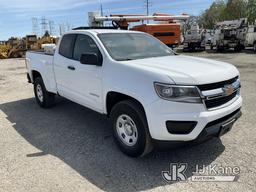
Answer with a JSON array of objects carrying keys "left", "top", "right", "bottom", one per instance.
[{"left": 26, "top": 29, "right": 242, "bottom": 157}]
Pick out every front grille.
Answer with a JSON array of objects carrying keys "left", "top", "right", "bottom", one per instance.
[
  {"left": 198, "top": 76, "right": 239, "bottom": 109},
  {"left": 204, "top": 91, "right": 238, "bottom": 109},
  {"left": 198, "top": 76, "right": 238, "bottom": 91}
]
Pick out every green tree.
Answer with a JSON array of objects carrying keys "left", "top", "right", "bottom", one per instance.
[
  {"left": 199, "top": 0, "right": 226, "bottom": 29},
  {"left": 247, "top": 0, "right": 256, "bottom": 23},
  {"left": 225, "top": 0, "right": 247, "bottom": 20},
  {"left": 198, "top": 0, "right": 253, "bottom": 29}
]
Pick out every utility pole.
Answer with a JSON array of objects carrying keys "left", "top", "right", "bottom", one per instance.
[
  {"left": 59, "top": 23, "right": 65, "bottom": 36},
  {"left": 41, "top": 16, "right": 48, "bottom": 36},
  {"left": 49, "top": 20, "right": 55, "bottom": 36},
  {"left": 144, "top": 0, "right": 152, "bottom": 23},
  {"left": 146, "top": 0, "right": 149, "bottom": 16},
  {"left": 100, "top": 4, "right": 103, "bottom": 16},
  {"left": 32, "top": 17, "right": 39, "bottom": 36},
  {"left": 99, "top": 0, "right": 103, "bottom": 16}
]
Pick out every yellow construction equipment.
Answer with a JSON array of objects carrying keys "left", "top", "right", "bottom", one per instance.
[
  {"left": 0, "top": 44, "right": 9, "bottom": 59},
  {"left": 3, "top": 31, "right": 58, "bottom": 59}
]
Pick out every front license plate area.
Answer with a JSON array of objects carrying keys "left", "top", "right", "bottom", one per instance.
[{"left": 219, "top": 119, "right": 236, "bottom": 137}]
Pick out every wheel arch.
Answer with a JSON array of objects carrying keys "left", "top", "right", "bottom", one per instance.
[
  {"left": 106, "top": 91, "right": 146, "bottom": 118},
  {"left": 31, "top": 70, "right": 42, "bottom": 83}
]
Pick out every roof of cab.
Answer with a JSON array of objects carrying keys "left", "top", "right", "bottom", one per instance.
[{"left": 70, "top": 29, "right": 143, "bottom": 34}]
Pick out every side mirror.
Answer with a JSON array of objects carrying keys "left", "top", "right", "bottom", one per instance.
[{"left": 80, "top": 53, "right": 102, "bottom": 66}]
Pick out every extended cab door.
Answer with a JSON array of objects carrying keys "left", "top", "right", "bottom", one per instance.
[{"left": 54, "top": 33, "right": 104, "bottom": 112}]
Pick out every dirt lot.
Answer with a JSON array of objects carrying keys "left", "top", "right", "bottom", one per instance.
[{"left": 0, "top": 51, "right": 255, "bottom": 192}]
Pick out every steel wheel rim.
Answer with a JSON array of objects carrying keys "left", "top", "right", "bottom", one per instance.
[
  {"left": 116, "top": 114, "right": 138, "bottom": 146},
  {"left": 36, "top": 84, "right": 44, "bottom": 102}
]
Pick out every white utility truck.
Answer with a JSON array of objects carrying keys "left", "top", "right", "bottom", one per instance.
[
  {"left": 183, "top": 23, "right": 206, "bottom": 51},
  {"left": 243, "top": 25, "right": 256, "bottom": 52},
  {"left": 26, "top": 29, "right": 242, "bottom": 157},
  {"left": 211, "top": 19, "right": 246, "bottom": 52}
]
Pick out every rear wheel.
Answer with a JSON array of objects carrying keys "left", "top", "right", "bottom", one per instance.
[
  {"left": 217, "top": 45, "right": 224, "bottom": 52},
  {"left": 210, "top": 44, "right": 213, "bottom": 50},
  {"left": 34, "top": 77, "right": 55, "bottom": 108},
  {"left": 110, "top": 100, "right": 152, "bottom": 157},
  {"left": 234, "top": 45, "right": 242, "bottom": 52},
  {"left": 253, "top": 42, "right": 256, "bottom": 53}
]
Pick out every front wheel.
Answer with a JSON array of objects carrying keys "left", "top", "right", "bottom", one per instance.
[
  {"left": 34, "top": 77, "right": 55, "bottom": 108},
  {"left": 110, "top": 100, "right": 152, "bottom": 157}
]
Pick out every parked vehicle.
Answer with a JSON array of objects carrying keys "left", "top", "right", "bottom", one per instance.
[
  {"left": 211, "top": 19, "right": 246, "bottom": 52},
  {"left": 26, "top": 29, "right": 242, "bottom": 157},
  {"left": 183, "top": 23, "right": 206, "bottom": 51},
  {"left": 243, "top": 25, "right": 256, "bottom": 52},
  {"left": 205, "top": 29, "right": 214, "bottom": 44}
]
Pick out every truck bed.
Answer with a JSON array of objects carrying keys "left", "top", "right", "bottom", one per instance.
[
  {"left": 27, "top": 50, "right": 54, "bottom": 56},
  {"left": 26, "top": 51, "right": 56, "bottom": 93}
]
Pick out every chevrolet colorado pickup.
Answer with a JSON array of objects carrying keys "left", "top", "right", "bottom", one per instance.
[{"left": 26, "top": 29, "right": 242, "bottom": 157}]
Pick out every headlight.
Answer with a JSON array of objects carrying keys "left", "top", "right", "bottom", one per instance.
[{"left": 154, "top": 83, "right": 202, "bottom": 103}]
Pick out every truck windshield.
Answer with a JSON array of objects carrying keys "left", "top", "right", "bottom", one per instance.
[{"left": 98, "top": 33, "right": 174, "bottom": 61}]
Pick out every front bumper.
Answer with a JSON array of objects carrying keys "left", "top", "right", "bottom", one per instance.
[
  {"left": 152, "top": 108, "right": 241, "bottom": 149},
  {"left": 145, "top": 95, "right": 242, "bottom": 141},
  {"left": 219, "top": 40, "right": 239, "bottom": 48},
  {"left": 183, "top": 42, "right": 205, "bottom": 49}
]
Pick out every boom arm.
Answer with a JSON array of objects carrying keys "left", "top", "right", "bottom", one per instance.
[{"left": 88, "top": 11, "right": 189, "bottom": 27}]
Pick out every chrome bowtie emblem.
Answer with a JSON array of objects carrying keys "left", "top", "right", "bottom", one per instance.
[{"left": 223, "top": 84, "right": 235, "bottom": 95}]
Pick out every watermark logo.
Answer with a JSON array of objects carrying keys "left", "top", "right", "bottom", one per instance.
[
  {"left": 162, "top": 163, "right": 240, "bottom": 182},
  {"left": 162, "top": 163, "right": 187, "bottom": 182},
  {"left": 191, "top": 164, "right": 240, "bottom": 182}
]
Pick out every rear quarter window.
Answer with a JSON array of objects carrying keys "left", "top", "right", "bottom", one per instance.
[{"left": 59, "top": 34, "right": 76, "bottom": 58}]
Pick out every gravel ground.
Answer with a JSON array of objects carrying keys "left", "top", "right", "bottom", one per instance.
[{"left": 0, "top": 51, "right": 255, "bottom": 192}]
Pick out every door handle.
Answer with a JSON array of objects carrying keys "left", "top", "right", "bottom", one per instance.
[{"left": 67, "top": 66, "right": 75, "bottom": 70}]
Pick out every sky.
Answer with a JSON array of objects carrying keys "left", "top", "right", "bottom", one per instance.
[{"left": 0, "top": 0, "right": 214, "bottom": 40}]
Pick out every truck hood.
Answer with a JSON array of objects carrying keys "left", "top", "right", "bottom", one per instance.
[{"left": 120, "top": 55, "right": 239, "bottom": 85}]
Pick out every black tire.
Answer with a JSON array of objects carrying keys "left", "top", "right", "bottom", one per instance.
[
  {"left": 110, "top": 100, "right": 152, "bottom": 157},
  {"left": 234, "top": 45, "right": 242, "bottom": 52},
  {"left": 183, "top": 48, "right": 188, "bottom": 52},
  {"left": 34, "top": 77, "right": 55, "bottom": 108},
  {"left": 210, "top": 44, "right": 213, "bottom": 50},
  {"left": 253, "top": 42, "right": 256, "bottom": 53},
  {"left": 216, "top": 45, "right": 224, "bottom": 52}
]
